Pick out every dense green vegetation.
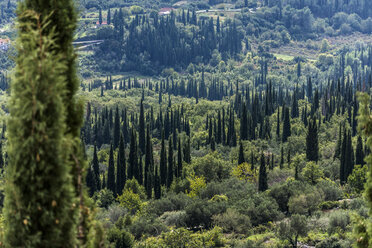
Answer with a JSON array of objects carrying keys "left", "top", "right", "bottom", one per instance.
[{"left": 0, "top": 0, "right": 371, "bottom": 247}]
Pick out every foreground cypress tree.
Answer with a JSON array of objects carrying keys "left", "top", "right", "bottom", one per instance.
[
  {"left": 353, "top": 93, "right": 372, "bottom": 248},
  {"left": 3, "top": 10, "right": 77, "bottom": 247},
  {"left": 167, "top": 137, "right": 174, "bottom": 188},
  {"left": 116, "top": 134, "right": 126, "bottom": 196},
  {"left": 282, "top": 107, "right": 291, "bottom": 142},
  {"left": 238, "top": 141, "right": 245, "bottom": 164}
]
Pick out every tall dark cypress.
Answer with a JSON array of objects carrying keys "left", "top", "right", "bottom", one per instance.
[
  {"left": 154, "top": 164, "right": 161, "bottom": 199},
  {"left": 184, "top": 138, "right": 191, "bottom": 164},
  {"left": 276, "top": 107, "right": 280, "bottom": 138},
  {"left": 340, "top": 128, "right": 347, "bottom": 185},
  {"left": 177, "top": 138, "right": 182, "bottom": 178},
  {"left": 128, "top": 129, "right": 138, "bottom": 180},
  {"left": 240, "top": 103, "right": 248, "bottom": 140},
  {"left": 280, "top": 146, "right": 284, "bottom": 169},
  {"left": 167, "top": 137, "right": 174, "bottom": 188},
  {"left": 145, "top": 125, "right": 153, "bottom": 198},
  {"left": 92, "top": 144, "right": 101, "bottom": 190},
  {"left": 306, "top": 117, "right": 319, "bottom": 162},
  {"left": 282, "top": 107, "right": 291, "bottom": 142},
  {"left": 258, "top": 153, "right": 268, "bottom": 192},
  {"left": 107, "top": 144, "right": 116, "bottom": 195},
  {"left": 356, "top": 136, "right": 365, "bottom": 165},
  {"left": 113, "top": 106, "right": 120, "bottom": 149},
  {"left": 160, "top": 130, "right": 167, "bottom": 186},
  {"left": 107, "top": 8, "right": 111, "bottom": 25},
  {"left": 116, "top": 134, "right": 126, "bottom": 196},
  {"left": 86, "top": 166, "right": 97, "bottom": 197},
  {"left": 238, "top": 142, "right": 245, "bottom": 164},
  {"left": 139, "top": 100, "right": 146, "bottom": 154}
]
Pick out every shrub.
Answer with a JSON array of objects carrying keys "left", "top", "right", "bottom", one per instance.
[
  {"left": 129, "top": 217, "right": 168, "bottom": 239},
  {"left": 328, "top": 210, "right": 350, "bottom": 234},
  {"left": 319, "top": 201, "right": 340, "bottom": 210},
  {"left": 212, "top": 208, "right": 251, "bottom": 234},
  {"left": 93, "top": 188, "right": 115, "bottom": 209},
  {"left": 160, "top": 211, "right": 187, "bottom": 227},
  {"left": 185, "top": 199, "right": 226, "bottom": 229},
  {"left": 107, "top": 228, "right": 134, "bottom": 248},
  {"left": 317, "top": 179, "right": 343, "bottom": 201}
]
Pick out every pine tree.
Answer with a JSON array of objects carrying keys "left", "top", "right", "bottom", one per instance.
[
  {"left": 4, "top": 9, "right": 77, "bottom": 246},
  {"left": 107, "top": 144, "right": 116, "bottom": 195},
  {"left": 258, "top": 153, "right": 268, "bottom": 192},
  {"left": 160, "top": 130, "right": 167, "bottom": 186},
  {"left": 116, "top": 134, "right": 126, "bottom": 196},
  {"left": 167, "top": 137, "right": 174, "bottom": 188},
  {"left": 238, "top": 142, "right": 245, "bottom": 164},
  {"left": 306, "top": 117, "right": 319, "bottom": 162}
]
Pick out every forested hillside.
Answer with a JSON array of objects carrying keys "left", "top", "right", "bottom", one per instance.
[{"left": 0, "top": 0, "right": 371, "bottom": 247}]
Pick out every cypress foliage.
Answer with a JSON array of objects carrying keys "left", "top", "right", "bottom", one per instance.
[
  {"left": 154, "top": 164, "right": 161, "bottom": 199},
  {"left": 160, "top": 130, "right": 167, "bottom": 186},
  {"left": 177, "top": 138, "right": 182, "bottom": 178},
  {"left": 306, "top": 117, "right": 319, "bottom": 162},
  {"left": 258, "top": 153, "right": 268, "bottom": 192},
  {"left": 86, "top": 167, "right": 97, "bottom": 197},
  {"left": 340, "top": 128, "right": 347, "bottom": 184},
  {"left": 334, "top": 124, "right": 342, "bottom": 160},
  {"left": 113, "top": 106, "right": 120, "bottom": 149},
  {"left": 128, "top": 129, "right": 138, "bottom": 180},
  {"left": 356, "top": 136, "right": 365, "bottom": 165},
  {"left": 280, "top": 146, "right": 284, "bottom": 169},
  {"left": 145, "top": 125, "right": 153, "bottom": 198},
  {"left": 107, "top": 144, "right": 116, "bottom": 195},
  {"left": 167, "top": 137, "right": 174, "bottom": 188},
  {"left": 184, "top": 138, "right": 191, "bottom": 164},
  {"left": 3, "top": 11, "right": 77, "bottom": 246},
  {"left": 282, "top": 107, "right": 291, "bottom": 142},
  {"left": 240, "top": 103, "right": 248, "bottom": 140},
  {"left": 354, "top": 93, "right": 372, "bottom": 247},
  {"left": 139, "top": 100, "right": 146, "bottom": 154},
  {"left": 238, "top": 142, "right": 245, "bottom": 164},
  {"left": 116, "top": 134, "right": 126, "bottom": 196}
]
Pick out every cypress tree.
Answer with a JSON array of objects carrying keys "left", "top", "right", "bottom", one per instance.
[
  {"left": 86, "top": 167, "right": 97, "bottom": 197},
  {"left": 276, "top": 107, "right": 280, "bottom": 138},
  {"left": 116, "top": 134, "right": 126, "bottom": 196},
  {"left": 280, "top": 146, "right": 284, "bottom": 169},
  {"left": 107, "top": 144, "right": 116, "bottom": 195},
  {"left": 138, "top": 156, "right": 143, "bottom": 186},
  {"left": 139, "top": 100, "right": 146, "bottom": 154},
  {"left": 145, "top": 125, "right": 153, "bottom": 198},
  {"left": 3, "top": 5, "right": 82, "bottom": 245},
  {"left": 240, "top": 103, "right": 248, "bottom": 140},
  {"left": 167, "top": 137, "right": 174, "bottom": 188},
  {"left": 92, "top": 144, "right": 101, "bottom": 190},
  {"left": 107, "top": 8, "right": 111, "bottom": 25},
  {"left": 334, "top": 124, "right": 342, "bottom": 160},
  {"left": 99, "top": 8, "right": 102, "bottom": 25},
  {"left": 258, "top": 153, "right": 268, "bottom": 192},
  {"left": 306, "top": 117, "right": 319, "bottom": 162},
  {"left": 238, "top": 142, "right": 245, "bottom": 164},
  {"left": 0, "top": 142, "right": 3, "bottom": 170},
  {"left": 177, "top": 138, "right": 182, "bottom": 178},
  {"left": 282, "top": 107, "right": 291, "bottom": 142},
  {"left": 160, "top": 130, "right": 167, "bottom": 186},
  {"left": 128, "top": 129, "right": 138, "bottom": 180},
  {"left": 113, "top": 106, "right": 120, "bottom": 149},
  {"left": 340, "top": 128, "right": 347, "bottom": 185},
  {"left": 356, "top": 136, "right": 365, "bottom": 165},
  {"left": 154, "top": 164, "right": 161, "bottom": 199}
]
